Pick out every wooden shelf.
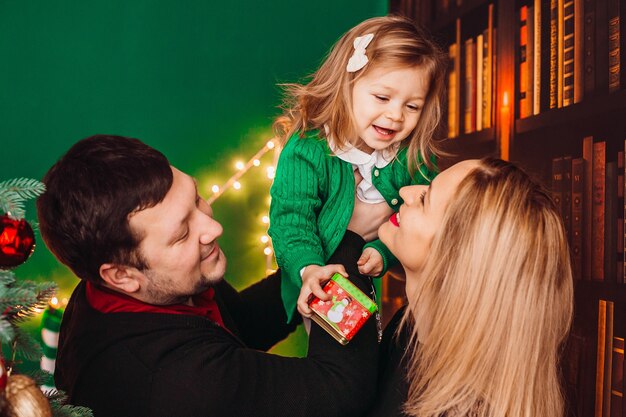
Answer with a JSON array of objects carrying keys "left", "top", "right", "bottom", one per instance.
[
  {"left": 515, "top": 89, "right": 626, "bottom": 135},
  {"left": 439, "top": 127, "right": 497, "bottom": 166},
  {"left": 431, "top": 0, "right": 493, "bottom": 32}
]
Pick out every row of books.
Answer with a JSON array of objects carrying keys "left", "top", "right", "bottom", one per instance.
[
  {"left": 550, "top": 137, "right": 626, "bottom": 283},
  {"left": 447, "top": 4, "right": 495, "bottom": 137},
  {"left": 518, "top": 0, "right": 626, "bottom": 118},
  {"left": 565, "top": 300, "right": 624, "bottom": 417}
]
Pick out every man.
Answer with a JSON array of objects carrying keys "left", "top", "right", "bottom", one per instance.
[{"left": 37, "top": 135, "right": 378, "bottom": 417}]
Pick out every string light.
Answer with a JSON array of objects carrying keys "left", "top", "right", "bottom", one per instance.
[
  {"left": 263, "top": 247, "right": 273, "bottom": 256},
  {"left": 233, "top": 181, "right": 241, "bottom": 190},
  {"left": 260, "top": 235, "right": 269, "bottom": 244},
  {"left": 267, "top": 140, "right": 275, "bottom": 149},
  {"left": 211, "top": 185, "right": 220, "bottom": 193},
  {"left": 266, "top": 166, "right": 276, "bottom": 179},
  {"left": 261, "top": 215, "right": 269, "bottom": 224},
  {"left": 253, "top": 159, "right": 261, "bottom": 166},
  {"left": 235, "top": 161, "right": 245, "bottom": 170}
]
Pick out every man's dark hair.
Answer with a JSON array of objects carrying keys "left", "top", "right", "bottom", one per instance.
[{"left": 36, "top": 135, "right": 173, "bottom": 284}]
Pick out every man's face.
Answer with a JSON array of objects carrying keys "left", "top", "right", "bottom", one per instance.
[{"left": 128, "top": 167, "right": 226, "bottom": 305}]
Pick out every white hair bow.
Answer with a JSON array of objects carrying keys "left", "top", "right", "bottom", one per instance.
[{"left": 346, "top": 33, "right": 374, "bottom": 73}]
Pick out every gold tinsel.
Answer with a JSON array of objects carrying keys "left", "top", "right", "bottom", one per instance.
[{"left": 3, "top": 375, "right": 52, "bottom": 417}]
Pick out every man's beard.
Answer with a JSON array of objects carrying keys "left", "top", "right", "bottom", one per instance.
[{"left": 142, "top": 270, "right": 215, "bottom": 305}]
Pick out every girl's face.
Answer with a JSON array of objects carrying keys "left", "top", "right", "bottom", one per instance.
[
  {"left": 351, "top": 64, "right": 429, "bottom": 153},
  {"left": 379, "top": 160, "right": 479, "bottom": 287}
]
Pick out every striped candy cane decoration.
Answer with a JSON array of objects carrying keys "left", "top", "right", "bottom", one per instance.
[{"left": 40, "top": 301, "right": 63, "bottom": 393}]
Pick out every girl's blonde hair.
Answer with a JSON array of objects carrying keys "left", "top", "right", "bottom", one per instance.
[
  {"left": 402, "top": 157, "right": 574, "bottom": 417},
  {"left": 274, "top": 15, "right": 448, "bottom": 172}
]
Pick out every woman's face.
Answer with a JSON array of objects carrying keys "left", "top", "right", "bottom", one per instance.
[{"left": 379, "top": 160, "right": 479, "bottom": 279}]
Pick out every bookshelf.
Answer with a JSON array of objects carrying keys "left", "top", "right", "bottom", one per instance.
[{"left": 389, "top": 0, "right": 626, "bottom": 416}]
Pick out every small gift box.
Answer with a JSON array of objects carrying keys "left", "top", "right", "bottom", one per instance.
[{"left": 308, "top": 273, "right": 378, "bottom": 345}]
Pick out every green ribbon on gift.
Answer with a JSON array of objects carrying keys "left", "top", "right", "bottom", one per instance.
[{"left": 330, "top": 274, "right": 378, "bottom": 314}]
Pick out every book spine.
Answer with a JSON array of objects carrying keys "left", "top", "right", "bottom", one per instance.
[
  {"left": 563, "top": 155, "right": 573, "bottom": 240},
  {"left": 572, "top": 157, "right": 584, "bottom": 281},
  {"left": 597, "top": 299, "right": 608, "bottom": 417},
  {"left": 558, "top": 0, "right": 565, "bottom": 107},
  {"left": 606, "top": 161, "right": 618, "bottom": 283},
  {"left": 618, "top": 150, "right": 624, "bottom": 283},
  {"left": 520, "top": 5, "right": 531, "bottom": 118},
  {"left": 592, "top": 141, "right": 606, "bottom": 281},
  {"left": 534, "top": 0, "right": 543, "bottom": 114},
  {"left": 550, "top": 0, "right": 559, "bottom": 108},
  {"left": 583, "top": 136, "right": 594, "bottom": 280},
  {"left": 563, "top": 0, "right": 576, "bottom": 106},
  {"left": 608, "top": 0, "right": 621, "bottom": 92},
  {"left": 574, "top": 0, "right": 585, "bottom": 103},
  {"left": 528, "top": 5, "right": 535, "bottom": 117},
  {"left": 552, "top": 157, "right": 564, "bottom": 225},
  {"left": 482, "top": 27, "right": 491, "bottom": 129},
  {"left": 476, "top": 33, "right": 484, "bottom": 130},
  {"left": 611, "top": 337, "right": 624, "bottom": 417},
  {"left": 597, "top": 0, "right": 610, "bottom": 93},
  {"left": 464, "top": 37, "right": 475, "bottom": 134},
  {"left": 448, "top": 43, "right": 459, "bottom": 138},
  {"left": 584, "top": 0, "right": 596, "bottom": 95},
  {"left": 485, "top": 4, "right": 494, "bottom": 127},
  {"left": 605, "top": 302, "right": 615, "bottom": 417},
  {"left": 542, "top": 0, "right": 553, "bottom": 111}
]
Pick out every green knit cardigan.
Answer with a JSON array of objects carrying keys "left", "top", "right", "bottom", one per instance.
[{"left": 269, "top": 130, "right": 437, "bottom": 321}]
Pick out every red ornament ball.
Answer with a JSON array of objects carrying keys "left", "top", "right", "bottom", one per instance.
[
  {"left": 0, "top": 357, "right": 6, "bottom": 393},
  {"left": 0, "top": 214, "right": 35, "bottom": 269}
]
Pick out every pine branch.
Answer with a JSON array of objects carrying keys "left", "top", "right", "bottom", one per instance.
[
  {"left": 12, "top": 326, "right": 43, "bottom": 361},
  {"left": 0, "top": 191, "right": 25, "bottom": 219},
  {"left": 0, "top": 178, "right": 46, "bottom": 200},
  {"left": 0, "top": 270, "right": 16, "bottom": 286},
  {"left": 47, "top": 390, "right": 94, "bottom": 417},
  {"left": 0, "top": 317, "right": 15, "bottom": 345}
]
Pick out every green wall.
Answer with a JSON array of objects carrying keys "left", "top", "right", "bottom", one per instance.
[{"left": 1, "top": 0, "right": 387, "bottom": 357}]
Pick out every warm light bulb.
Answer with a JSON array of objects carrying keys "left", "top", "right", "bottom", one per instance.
[
  {"left": 261, "top": 235, "right": 269, "bottom": 244},
  {"left": 503, "top": 91, "right": 510, "bottom": 107},
  {"left": 50, "top": 297, "right": 59, "bottom": 308},
  {"left": 235, "top": 161, "right": 245, "bottom": 170},
  {"left": 264, "top": 247, "right": 273, "bottom": 256},
  {"left": 266, "top": 166, "right": 276, "bottom": 179},
  {"left": 211, "top": 185, "right": 220, "bottom": 193},
  {"left": 233, "top": 181, "right": 241, "bottom": 190},
  {"left": 261, "top": 215, "right": 269, "bottom": 224},
  {"left": 253, "top": 159, "right": 260, "bottom": 166},
  {"left": 267, "top": 140, "right": 275, "bottom": 149}
]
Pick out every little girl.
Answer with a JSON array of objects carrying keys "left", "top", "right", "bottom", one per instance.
[{"left": 269, "top": 15, "right": 447, "bottom": 322}]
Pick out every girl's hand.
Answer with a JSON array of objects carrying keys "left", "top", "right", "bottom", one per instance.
[
  {"left": 357, "top": 248, "right": 384, "bottom": 276},
  {"left": 297, "top": 264, "right": 348, "bottom": 317}
]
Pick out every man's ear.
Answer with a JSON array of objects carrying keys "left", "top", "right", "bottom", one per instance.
[{"left": 99, "top": 263, "right": 143, "bottom": 294}]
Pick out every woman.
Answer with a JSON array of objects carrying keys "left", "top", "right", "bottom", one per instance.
[{"left": 369, "top": 157, "right": 574, "bottom": 417}]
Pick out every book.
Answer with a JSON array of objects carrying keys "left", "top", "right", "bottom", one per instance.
[
  {"left": 606, "top": 161, "right": 618, "bottom": 283},
  {"left": 483, "top": 4, "right": 494, "bottom": 128},
  {"left": 618, "top": 151, "right": 624, "bottom": 283},
  {"left": 448, "top": 42, "right": 459, "bottom": 138},
  {"left": 552, "top": 157, "right": 565, "bottom": 222},
  {"left": 550, "top": 0, "right": 559, "bottom": 109},
  {"left": 572, "top": 157, "right": 584, "bottom": 280},
  {"left": 533, "top": 0, "right": 543, "bottom": 114},
  {"left": 464, "top": 37, "right": 476, "bottom": 134},
  {"left": 611, "top": 337, "right": 624, "bottom": 417},
  {"left": 520, "top": 5, "right": 532, "bottom": 118},
  {"left": 558, "top": 0, "right": 565, "bottom": 108},
  {"left": 563, "top": 155, "right": 573, "bottom": 241},
  {"left": 584, "top": 0, "right": 596, "bottom": 95},
  {"left": 583, "top": 136, "right": 594, "bottom": 280},
  {"left": 308, "top": 273, "right": 378, "bottom": 345},
  {"left": 476, "top": 33, "right": 484, "bottom": 131},
  {"left": 596, "top": 0, "right": 610, "bottom": 93},
  {"left": 593, "top": 141, "right": 607, "bottom": 281},
  {"left": 596, "top": 300, "right": 615, "bottom": 417},
  {"left": 574, "top": 0, "right": 584, "bottom": 103},
  {"left": 608, "top": 0, "right": 621, "bottom": 92},
  {"left": 563, "top": 0, "right": 576, "bottom": 106}
]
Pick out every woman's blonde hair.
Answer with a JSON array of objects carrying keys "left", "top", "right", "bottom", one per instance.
[
  {"left": 273, "top": 15, "right": 448, "bottom": 172},
  {"left": 402, "top": 157, "right": 574, "bottom": 417}
]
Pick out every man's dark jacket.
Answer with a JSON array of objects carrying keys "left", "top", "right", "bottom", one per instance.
[{"left": 55, "top": 231, "right": 378, "bottom": 417}]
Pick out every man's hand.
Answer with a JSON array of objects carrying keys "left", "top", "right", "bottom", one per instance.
[
  {"left": 297, "top": 264, "right": 348, "bottom": 317},
  {"left": 357, "top": 247, "right": 384, "bottom": 277}
]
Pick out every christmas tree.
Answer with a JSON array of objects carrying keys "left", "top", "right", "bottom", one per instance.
[{"left": 0, "top": 178, "right": 92, "bottom": 417}]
